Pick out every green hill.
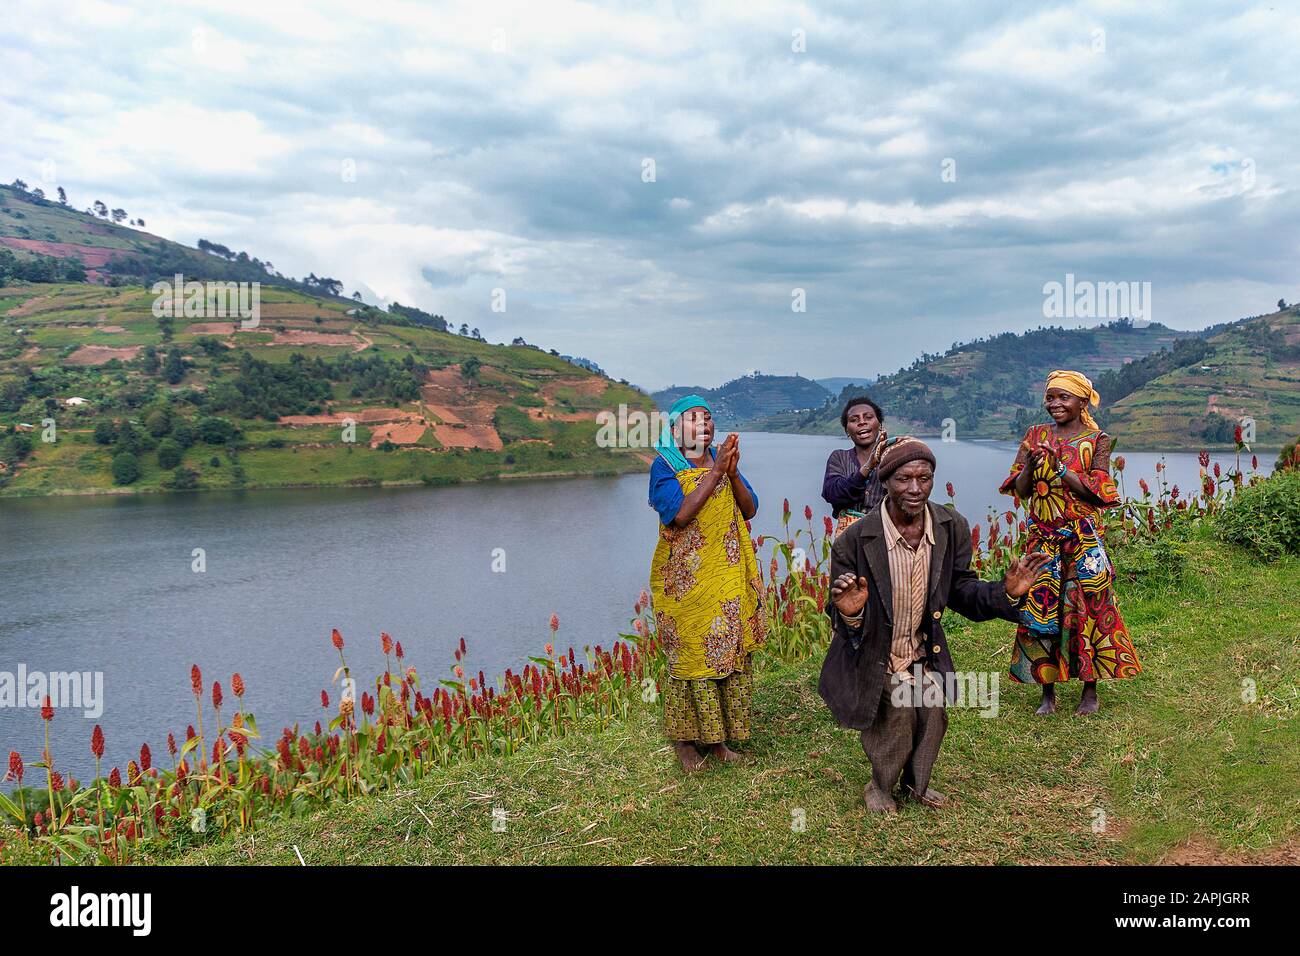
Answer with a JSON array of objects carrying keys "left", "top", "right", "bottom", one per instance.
[
  {"left": 0, "top": 186, "right": 652, "bottom": 496},
  {"left": 1106, "top": 306, "right": 1300, "bottom": 449},
  {"left": 756, "top": 320, "right": 1210, "bottom": 442},
  {"left": 654, "top": 373, "right": 831, "bottom": 428},
  {"left": 0, "top": 181, "right": 351, "bottom": 297}
]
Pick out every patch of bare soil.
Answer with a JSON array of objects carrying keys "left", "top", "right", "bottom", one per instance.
[
  {"left": 369, "top": 421, "right": 427, "bottom": 447},
  {"left": 6, "top": 293, "right": 56, "bottom": 317},
  {"left": 65, "top": 345, "right": 141, "bottom": 366},
  {"left": 0, "top": 237, "right": 121, "bottom": 269},
  {"left": 421, "top": 365, "right": 503, "bottom": 450},
  {"left": 184, "top": 322, "right": 237, "bottom": 335},
  {"left": 539, "top": 375, "right": 607, "bottom": 401},
  {"left": 270, "top": 330, "right": 361, "bottom": 348},
  {"left": 1160, "top": 838, "right": 1300, "bottom": 866}
]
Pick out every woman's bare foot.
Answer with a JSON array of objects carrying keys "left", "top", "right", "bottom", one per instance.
[
  {"left": 675, "top": 741, "right": 705, "bottom": 773},
  {"left": 1075, "top": 682, "right": 1099, "bottom": 715},
  {"left": 1035, "top": 684, "right": 1057, "bottom": 716},
  {"left": 710, "top": 742, "right": 747, "bottom": 764}
]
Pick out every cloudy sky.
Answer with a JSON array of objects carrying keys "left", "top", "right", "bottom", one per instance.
[{"left": 3, "top": 0, "right": 1297, "bottom": 390}]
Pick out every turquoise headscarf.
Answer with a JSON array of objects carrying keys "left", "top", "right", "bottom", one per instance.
[{"left": 655, "top": 394, "right": 713, "bottom": 473}]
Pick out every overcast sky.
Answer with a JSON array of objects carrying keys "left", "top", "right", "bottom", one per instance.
[{"left": 3, "top": 0, "right": 1298, "bottom": 390}]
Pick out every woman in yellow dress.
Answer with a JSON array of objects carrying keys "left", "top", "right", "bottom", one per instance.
[{"left": 648, "top": 395, "right": 766, "bottom": 772}]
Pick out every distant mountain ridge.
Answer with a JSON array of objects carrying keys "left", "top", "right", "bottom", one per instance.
[
  {"left": 752, "top": 319, "right": 1218, "bottom": 442},
  {"left": 653, "top": 373, "right": 831, "bottom": 428}
]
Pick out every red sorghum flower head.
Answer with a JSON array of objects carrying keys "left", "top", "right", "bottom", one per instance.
[
  {"left": 6, "top": 751, "right": 22, "bottom": 783},
  {"left": 167, "top": 732, "right": 177, "bottom": 757},
  {"left": 320, "top": 689, "right": 330, "bottom": 709},
  {"left": 231, "top": 673, "right": 244, "bottom": 698},
  {"left": 382, "top": 632, "right": 393, "bottom": 655},
  {"left": 549, "top": 613, "right": 559, "bottom": 632},
  {"left": 395, "top": 641, "right": 404, "bottom": 660},
  {"left": 823, "top": 515, "right": 833, "bottom": 536},
  {"left": 332, "top": 628, "right": 344, "bottom": 650},
  {"left": 51, "top": 771, "right": 64, "bottom": 791},
  {"left": 1199, "top": 450, "right": 1210, "bottom": 468},
  {"left": 212, "top": 681, "right": 223, "bottom": 710},
  {"left": 108, "top": 767, "right": 121, "bottom": 788},
  {"left": 41, "top": 695, "right": 53, "bottom": 722},
  {"left": 186, "top": 724, "right": 196, "bottom": 741},
  {"left": 139, "top": 743, "right": 152, "bottom": 772},
  {"left": 191, "top": 664, "right": 202, "bottom": 697},
  {"left": 91, "top": 725, "right": 105, "bottom": 759},
  {"left": 804, "top": 504, "right": 813, "bottom": 521}
]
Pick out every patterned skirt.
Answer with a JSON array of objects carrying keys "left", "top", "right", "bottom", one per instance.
[
  {"left": 1010, "top": 565, "right": 1141, "bottom": 684},
  {"left": 662, "top": 654, "right": 753, "bottom": 743},
  {"left": 833, "top": 509, "right": 867, "bottom": 538}
]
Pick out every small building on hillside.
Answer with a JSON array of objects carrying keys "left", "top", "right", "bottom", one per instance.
[{"left": 64, "top": 396, "right": 89, "bottom": 406}]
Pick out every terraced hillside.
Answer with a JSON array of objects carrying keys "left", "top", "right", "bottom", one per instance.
[
  {"left": 0, "top": 282, "right": 652, "bottom": 495},
  {"left": 1106, "top": 306, "right": 1300, "bottom": 449}
]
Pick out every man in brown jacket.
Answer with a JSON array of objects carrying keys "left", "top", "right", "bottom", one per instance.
[{"left": 819, "top": 437, "right": 1049, "bottom": 811}]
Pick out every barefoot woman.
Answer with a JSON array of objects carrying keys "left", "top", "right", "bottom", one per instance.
[
  {"left": 648, "top": 395, "right": 766, "bottom": 772},
  {"left": 1001, "top": 370, "right": 1141, "bottom": 715}
]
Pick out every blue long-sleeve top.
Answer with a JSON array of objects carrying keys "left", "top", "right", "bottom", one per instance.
[{"left": 648, "top": 450, "right": 758, "bottom": 526}]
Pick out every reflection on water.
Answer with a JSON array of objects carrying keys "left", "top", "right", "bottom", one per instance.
[{"left": 0, "top": 433, "right": 1262, "bottom": 780}]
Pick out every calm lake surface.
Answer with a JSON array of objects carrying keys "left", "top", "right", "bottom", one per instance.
[{"left": 0, "top": 433, "right": 1265, "bottom": 782}]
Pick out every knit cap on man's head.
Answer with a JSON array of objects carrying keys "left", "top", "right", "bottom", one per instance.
[{"left": 877, "top": 436, "right": 937, "bottom": 481}]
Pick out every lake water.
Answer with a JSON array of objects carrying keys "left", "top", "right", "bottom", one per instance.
[{"left": 0, "top": 433, "right": 1263, "bottom": 783}]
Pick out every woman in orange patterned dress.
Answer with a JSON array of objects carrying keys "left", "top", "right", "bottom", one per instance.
[{"left": 1001, "top": 370, "right": 1141, "bottom": 716}]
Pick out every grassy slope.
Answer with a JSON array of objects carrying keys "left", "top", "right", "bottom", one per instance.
[
  {"left": 1108, "top": 307, "right": 1300, "bottom": 449},
  {"left": 0, "top": 183, "right": 293, "bottom": 285},
  {"left": 1, "top": 282, "right": 652, "bottom": 495},
  {"left": 157, "top": 537, "right": 1298, "bottom": 865}
]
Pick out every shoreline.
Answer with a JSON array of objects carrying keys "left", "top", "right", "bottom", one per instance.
[{"left": 0, "top": 459, "right": 652, "bottom": 500}]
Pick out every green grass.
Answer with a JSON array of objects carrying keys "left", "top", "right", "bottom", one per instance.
[{"left": 150, "top": 536, "right": 1298, "bottom": 866}]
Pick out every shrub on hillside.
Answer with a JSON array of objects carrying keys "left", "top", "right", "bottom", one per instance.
[
  {"left": 1216, "top": 470, "right": 1300, "bottom": 560},
  {"left": 92, "top": 420, "right": 117, "bottom": 445},
  {"left": 111, "top": 451, "right": 140, "bottom": 485},
  {"left": 156, "top": 438, "right": 182, "bottom": 469}
]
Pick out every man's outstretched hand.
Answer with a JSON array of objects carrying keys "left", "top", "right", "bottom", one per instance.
[
  {"left": 831, "top": 571, "right": 870, "bottom": 617},
  {"left": 1004, "top": 551, "right": 1052, "bottom": 598}
]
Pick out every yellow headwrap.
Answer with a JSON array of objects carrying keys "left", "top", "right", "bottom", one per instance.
[{"left": 1045, "top": 369, "right": 1100, "bottom": 430}]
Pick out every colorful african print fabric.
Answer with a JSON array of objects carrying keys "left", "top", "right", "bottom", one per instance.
[
  {"left": 662, "top": 654, "right": 754, "bottom": 743},
  {"left": 834, "top": 508, "right": 868, "bottom": 538},
  {"left": 649, "top": 466, "right": 766, "bottom": 682},
  {"left": 1001, "top": 425, "right": 1141, "bottom": 684}
]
